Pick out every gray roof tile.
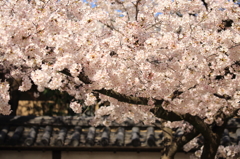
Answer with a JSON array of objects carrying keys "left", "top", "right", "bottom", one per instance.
[{"left": 0, "top": 116, "right": 240, "bottom": 151}]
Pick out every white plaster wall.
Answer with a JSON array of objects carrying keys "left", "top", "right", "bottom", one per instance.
[
  {"left": 62, "top": 151, "right": 191, "bottom": 159},
  {"left": 0, "top": 151, "right": 192, "bottom": 159},
  {"left": 0, "top": 151, "right": 51, "bottom": 159}
]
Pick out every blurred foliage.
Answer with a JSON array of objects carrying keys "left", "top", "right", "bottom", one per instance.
[{"left": 41, "top": 88, "right": 75, "bottom": 116}]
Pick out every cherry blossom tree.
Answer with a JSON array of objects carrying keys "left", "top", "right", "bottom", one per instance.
[{"left": 0, "top": 0, "right": 240, "bottom": 158}]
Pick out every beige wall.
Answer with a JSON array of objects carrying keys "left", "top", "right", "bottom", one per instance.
[
  {"left": 17, "top": 100, "right": 68, "bottom": 116},
  {"left": 0, "top": 151, "right": 191, "bottom": 159},
  {"left": 62, "top": 151, "right": 191, "bottom": 159},
  {"left": 0, "top": 151, "right": 51, "bottom": 159}
]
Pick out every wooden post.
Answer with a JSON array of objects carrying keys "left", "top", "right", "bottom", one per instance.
[{"left": 52, "top": 150, "right": 61, "bottom": 159}]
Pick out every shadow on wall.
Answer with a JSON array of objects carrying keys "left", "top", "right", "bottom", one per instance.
[{"left": 0, "top": 151, "right": 192, "bottom": 159}]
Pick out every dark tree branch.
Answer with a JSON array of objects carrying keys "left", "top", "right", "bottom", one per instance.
[
  {"left": 183, "top": 115, "right": 213, "bottom": 140},
  {"left": 146, "top": 21, "right": 162, "bottom": 30},
  {"left": 98, "top": 20, "right": 124, "bottom": 35},
  {"left": 60, "top": 67, "right": 226, "bottom": 158},
  {"left": 133, "top": 0, "right": 141, "bottom": 21},
  {"left": 60, "top": 68, "right": 92, "bottom": 84},
  {"left": 177, "top": 128, "right": 199, "bottom": 148},
  {"left": 152, "top": 100, "right": 183, "bottom": 121},
  {"left": 201, "top": 0, "right": 208, "bottom": 11},
  {"left": 78, "top": 71, "right": 92, "bottom": 84},
  {"left": 183, "top": 114, "right": 226, "bottom": 159},
  {"left": 59, "top": 67, "right": 234, "bottom": 158},
  {"left": 213, "top": 93, "right": 231, "bottom": 100},
  {"left": 94, "top": 89, "right": 149, "bottom": 105},
  {"left": 115, "top": 0, "right": 130, "bottom": 21},
  {"left": 60, "top": 68, "right": 187, "bottom": 122},
  {"left": 226, "top": 108, "right": 240, "bottom": 120}
]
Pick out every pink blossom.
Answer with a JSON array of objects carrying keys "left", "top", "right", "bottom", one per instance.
[{"left": 70, "top": 101, "right": 82, "bottom": 114}]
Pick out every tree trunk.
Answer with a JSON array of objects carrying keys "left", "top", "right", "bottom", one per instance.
[
  {"left": 9, "top": 89, "right": 20, "bottom": 116},
  {"left": 200, "top": 123, "right": 226, "bottom": 159},
  {"left": 201, "top": 142, "right": 219, "bottom": 159},
  {"left": 160, "top": 142, "right": 178, "bottom": 159},
  {"left": 160, "top": 154, "right": 175, "bottom": 159},
  {"left": 9, "top": 78, "right": 21, "bottom": 116}
]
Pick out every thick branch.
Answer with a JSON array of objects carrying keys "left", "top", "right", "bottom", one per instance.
[
  {"left": 60, "top": 68, "right": 92, "bottom": 84},
  {"left": 184, "top": 115, "right": 213, "bottom": 140},
  {"left": 94, "top": 89, "right": 149, "bottom": 105},
  {"left": 227, "top": 108, "right": 240, "bottom": 119},
  {"left": 152, "top": 100, "right": 183, "bottom": 121},
  {"left": 184, "top": 114, "right": 227, "bottom": 159},
  {"left": 177, "top": 128, "right": 199, "bottom": 148},
  {"left": 213, "top": 93, "right": 231, "bottom": 100},
  {"left": 60, "top": 69, "right": 186, "bottom": 122}
]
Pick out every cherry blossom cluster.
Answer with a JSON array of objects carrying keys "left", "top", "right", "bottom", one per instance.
[
  {"left": 189, "top": 145, "right": 240, "bottom": 159},
  {"left": 91, "top": 103, "right": 156, "bottom": 126},
  {"left": 0, "top": 0, "right": 239, "bottom": 119},
  {"left": 1, "top": 0, "right": 239, "bottom": 113},
  {"left": 0, "top": 0, "right": 240, "bottom": 157},
  {"left": 0, "top": 0, "right": 240, "bottom": 154}
]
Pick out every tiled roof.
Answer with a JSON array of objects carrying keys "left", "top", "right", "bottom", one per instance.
[{"left": 0, "top": 116, "right": 240, "bottom": 151}]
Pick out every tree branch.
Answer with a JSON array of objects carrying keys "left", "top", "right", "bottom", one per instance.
[
  {"left": 226, "top": 108, "right": 240, "bottom": 120},
  {"left": 133, "top": 0, "right": 141, "bottom": 21},
  {"left": 60, "top": 68, "right": 186, "bottom": 122},
  {"left": 152, "top": 100, "right": 183, "bottom": 121},
  {"left": 60, "top": 68, "right": 92, "bottom": 84},
  {"left": 177, "top": 127, "right": 199, "bottom": 148},
  {"left": 201, "top": 0, "right": 208, "bottom": 11},
  {"left": 98, "top": 20, "right": 124, "bottom": 35},
  {"left": 116, "top": 0, "right": 130, "bottom": 21},
  {"left": 94, "top": 89, "right": 149, "bottom": 105},
  {"left": 183, "top": 114, "right": 214, "bottom": 142}
]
